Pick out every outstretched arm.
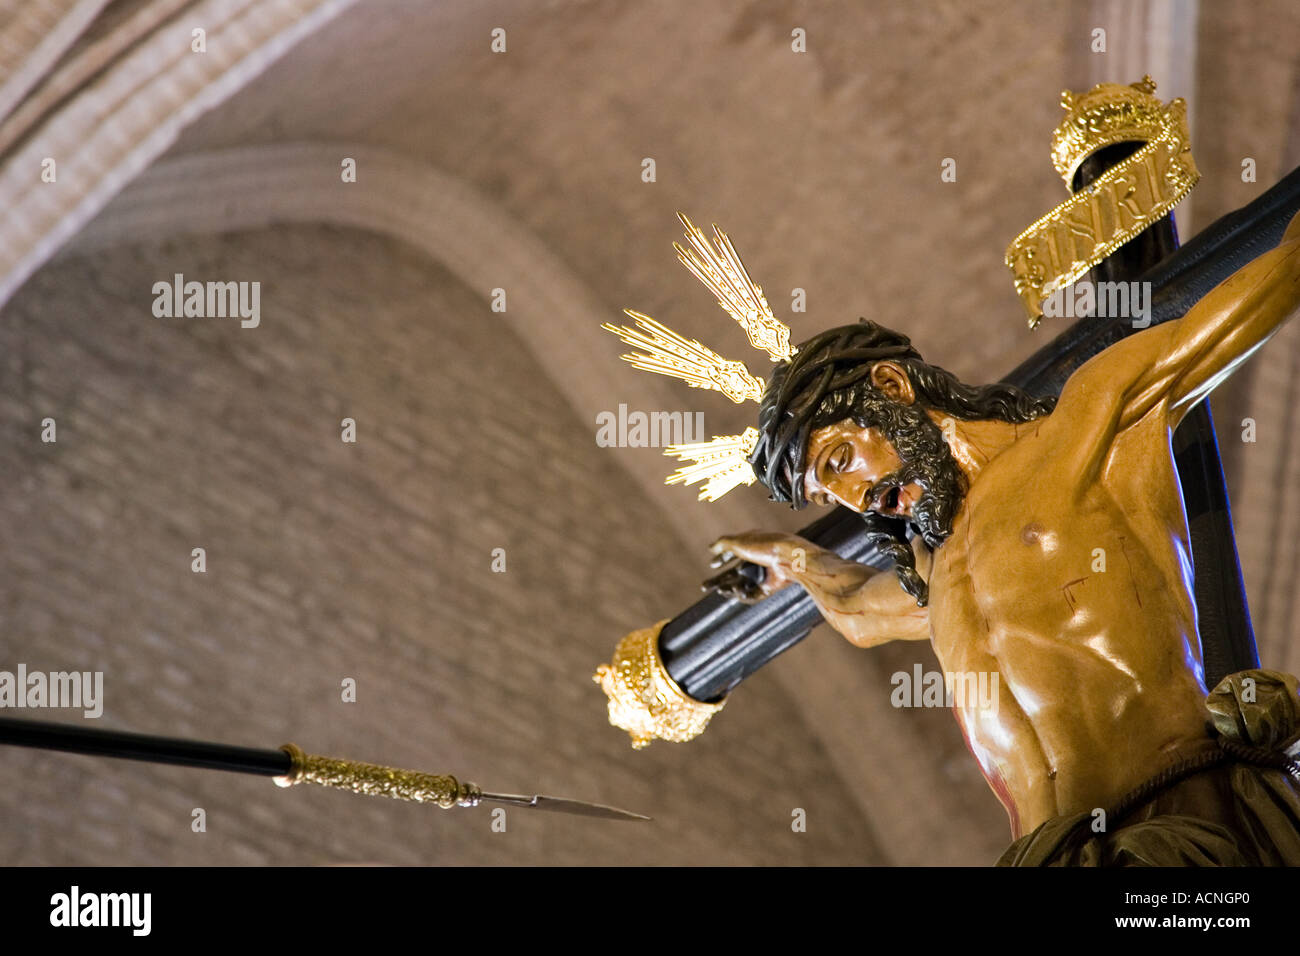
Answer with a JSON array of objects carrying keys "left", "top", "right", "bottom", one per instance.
[
  {"left": 708, "top": 532, "right": 930, "bottom": 648},
  {"left": 1061, "top": 209, "right": 1300, "bottom": 435}
]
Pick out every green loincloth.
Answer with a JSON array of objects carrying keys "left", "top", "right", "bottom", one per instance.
[{"left": 996, "top": 669, "right": 1300, "bottom": 866}]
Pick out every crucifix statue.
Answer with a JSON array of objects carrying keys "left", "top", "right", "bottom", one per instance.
[{"left": 595, "top": 78, "right": 1300, "bottom": 865}]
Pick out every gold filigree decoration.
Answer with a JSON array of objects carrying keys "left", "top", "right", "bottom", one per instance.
[
  {"left": 273, "top": 743, "right": 480, "bottom": 807},
  {"left": 1005, "top": 77, "right": 1199, "bottom": 326},
  {"left": 1052, "top": 75, "right": 1166, "bottom": 185},
  {"left": 600, "top": 213, "right": 797, "bottom": 500},
  {"left": 593, "top": 619, "right": 725, "bottom": 749},
  {"left": 601, "top": 311, "right": 766, "bottom": 404},
  {"left": 673, "top": 213, "right": 793, "bottom": 361},
  {"left": 664, "top": 427, "right": 760, "bottom": 502}
]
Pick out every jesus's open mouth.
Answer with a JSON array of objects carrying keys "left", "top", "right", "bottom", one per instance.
[{"left": 873, "top": 485, "right": 902, "bottom": 514}]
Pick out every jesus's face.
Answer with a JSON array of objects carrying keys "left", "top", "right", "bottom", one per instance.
[
  {"left": 802, "top": 420, "right": 923, "bottom": 518},
  {"left": 800, "top": 402, "right": 967, "bottom": 550}
]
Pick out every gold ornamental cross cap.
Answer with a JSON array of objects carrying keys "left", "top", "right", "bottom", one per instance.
[
  {"left": 1052, "top": 74, "right": 1167, "bottom": 185},
  {"left": 1006, "top": 76, "right": 1200, "bottom": 326}
]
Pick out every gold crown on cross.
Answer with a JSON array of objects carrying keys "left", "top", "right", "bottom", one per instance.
[
  {"left": 1051, "top": 74, "right": 1172, "bottom": 184},
  {"left": 601, "top": 213, "right": 796, "bottom": 502}
]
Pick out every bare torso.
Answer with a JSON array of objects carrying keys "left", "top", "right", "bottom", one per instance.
[
  {"left": 926, "top": 412, "right": 1212, "bottom": 837},
  {"left": 710, "top": 212, "right": 1300, "bottom": 840}
]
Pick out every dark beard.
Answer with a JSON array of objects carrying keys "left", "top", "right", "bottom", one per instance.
[{"left": 857, "top": 402, "right": 967, "bottom": 606}]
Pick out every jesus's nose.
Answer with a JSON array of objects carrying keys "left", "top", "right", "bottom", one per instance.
[{"left": 826, "top": 476, "right": 870, "bottom": 513}]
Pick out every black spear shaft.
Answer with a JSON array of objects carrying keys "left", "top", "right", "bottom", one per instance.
[
  {"left": 662, "top": 162, "right": 1300, "bottom": 703},
  {"left": 0, "top": 716, "right": 651, "bottom": 819},
  {"left": 0, "top": 715, "right": 292, "bottom": 776}
]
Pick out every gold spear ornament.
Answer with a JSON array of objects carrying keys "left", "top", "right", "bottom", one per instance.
[{"left": 274, "top": 743, "right": 651, "bottom": 821}]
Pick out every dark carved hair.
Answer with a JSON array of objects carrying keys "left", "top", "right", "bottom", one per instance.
[{"left": 749, "top": 319, "right": 1057, "bottom": 508}]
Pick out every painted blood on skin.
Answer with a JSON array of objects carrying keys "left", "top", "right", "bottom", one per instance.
[{"left": 954, "top": 702, "right": 1021, "bottom": 839}]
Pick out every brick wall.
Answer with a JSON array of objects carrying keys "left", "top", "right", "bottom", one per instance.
[{"left": 0, "top": 225, "right": 885, "bottom": 864}]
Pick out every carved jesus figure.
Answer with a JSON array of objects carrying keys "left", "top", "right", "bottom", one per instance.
[{"left": 708, "top": 210, "right": 1300, "bottom": 865}]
